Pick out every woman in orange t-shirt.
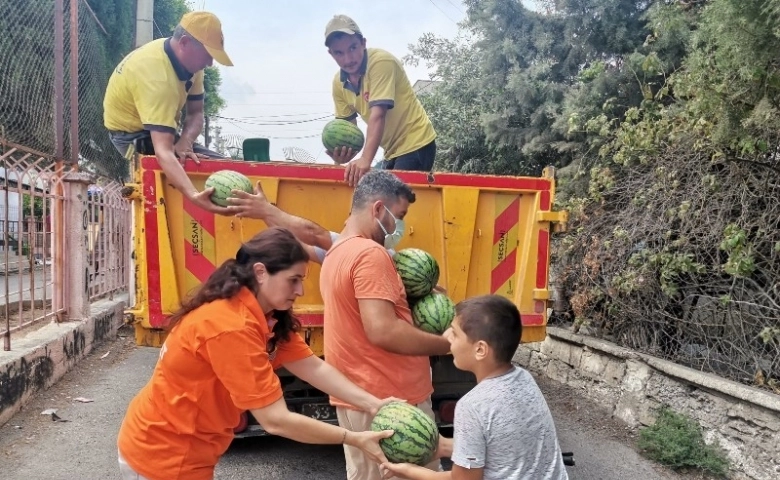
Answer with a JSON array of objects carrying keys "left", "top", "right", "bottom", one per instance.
[{"left": 117, "top": 227, "right": 394, "bottom": 480}]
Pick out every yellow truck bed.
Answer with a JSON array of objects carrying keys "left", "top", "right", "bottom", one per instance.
[{"left": 123, "top": 155, "right": 566, "bottom": 434}]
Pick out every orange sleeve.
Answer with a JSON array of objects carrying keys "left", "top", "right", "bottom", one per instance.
[
  {"left": 352, "top": 245, "right": 399, "bottom": 302},
  {"left": 201, "top": 329, "right": 283, "bottom": 410},
  {"left": 272, "top": 331, "right": 315, "bottom": 368}
]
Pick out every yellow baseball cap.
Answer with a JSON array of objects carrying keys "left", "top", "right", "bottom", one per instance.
[
  {"left": 324, "top": 14, "right": 362, "bottom": 45},
  {"left": 180, "top": 11, "right": 233, "bottom": 66}
]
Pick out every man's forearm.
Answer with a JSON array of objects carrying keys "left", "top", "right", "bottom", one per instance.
[
  {"left": 180, "top": 111, "right": 204, "bottom": 145},
  {"left": 157, "top": 149, "right": 198, "bottom": 199},
  {"left": 369, "top": 320, "right": 450, "bottom": 356},
  {"left": 263, "top": 205, "right": 333, "bottom": 250},
  {"left": 361, "top": 111, "right": 386, "bottom": 164}
]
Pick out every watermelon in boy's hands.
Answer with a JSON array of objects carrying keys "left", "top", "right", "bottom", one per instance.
[
  {"left": 204, "top": 170, "right": 253, "bottom": 207},
  {"left": 370, "top": 401, "right": 439, "bottom": 466}
]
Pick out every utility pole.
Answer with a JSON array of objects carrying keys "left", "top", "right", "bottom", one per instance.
[
  {"left": 204, "top": 116, "right": 211, "bottom": 149},
  {"left": 135, "top": 0, "right": 155, "bottom": 48}
]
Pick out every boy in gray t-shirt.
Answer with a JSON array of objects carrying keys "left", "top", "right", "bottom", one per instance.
[{"left": 381, "top": 295, "right": 568, "bottom": 480}]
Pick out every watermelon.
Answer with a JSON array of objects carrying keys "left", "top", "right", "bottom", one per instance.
[
  {"left": 394, "top": 248, "right": 440, "bottom": 299},
  {"left": 370, "top": 401, "right": 439, "bottom": 466},
  {"left": 322, "top": 119, "right": 365, "bottom": 158},
  {"left": 412, "top": 292, "right": 456, "bottom": 335},
  {"left": 204, "top": 170, "right": 254, "bottom": 207}
]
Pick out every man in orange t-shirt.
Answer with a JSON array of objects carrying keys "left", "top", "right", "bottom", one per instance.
[{"left": 320, "top": 170, "right": 452, "bottom": 480}]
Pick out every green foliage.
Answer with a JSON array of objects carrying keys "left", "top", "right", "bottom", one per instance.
[
  {"left": 549, "top": 0, "right": 780, "bottom": 385},
  {"left": 22, "top": 194, "right": 46, "bottom": 218},
  {"left": 638, "top": 407, "right": 729, "bottom": 477}
]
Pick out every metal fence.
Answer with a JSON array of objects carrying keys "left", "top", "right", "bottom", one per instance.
[
  {"left": 0, "top": 0, "right": 133, "bottom": 350},
  {"left": 0, "top": 141, "right": 130, "bottom": 351},
  {"left": 0, "top": 142, "right": 64, "bottom": 349},
  {"left": 86, "top": 181, "right": 131, "bottom": 302},
  {"left": 0, "top": 0, "right": 128, "bottom": 180}
]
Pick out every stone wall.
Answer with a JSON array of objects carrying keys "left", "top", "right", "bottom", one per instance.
[{"left": 514, "top": 327, "right": 780, "bottom": 480}]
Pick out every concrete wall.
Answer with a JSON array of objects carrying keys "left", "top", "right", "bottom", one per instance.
[
  {"left": 515, "top": 327, "right": 780, "bottom": 480},
  {"left": 0, "top": 296, "right": 128, "bottom": 427}
]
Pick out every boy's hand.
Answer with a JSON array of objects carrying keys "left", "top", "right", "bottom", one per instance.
[
  {"left": 380, "top": 461, "right": 421, "bottom": 479},
  {"left": 435, "top": 435, "right": 454, "bottom": 459}
]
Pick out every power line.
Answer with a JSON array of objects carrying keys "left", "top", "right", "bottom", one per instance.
[
  {"left": 214, "top": 114, "right": 333, "bottom": 126},
  {"left": 219, "top": 90, "right": 331, "bottom": 96},
  {"left": 215, "top": 111, "right": 333, "bottom": 119},
  {"left": 223, "top": 102, "right": 334, "bottom": 106},
  {"left": 218, "top": 118, "right": 324, "bottom": 140},
  {"left": 443, "top": 0, "right": 465, "bottom": 14},
  {"left": 426, "top": 0, "right": 460, "bottom": 23}
]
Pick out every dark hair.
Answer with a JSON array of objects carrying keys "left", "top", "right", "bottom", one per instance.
[
  {"left": 165, "top": 227, "right": 310, "bottom": 348},
  {"left": 325, "top": 32, "right": 364, "bottom": 48},
  {"left": 351, "top": 170, "right": 416, "bottom": 211},
  {"left": 455, "top": 295, "right": 522, "bottom": 364}
]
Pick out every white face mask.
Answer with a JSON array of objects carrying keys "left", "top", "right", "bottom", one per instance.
[{"left": 377, "top": 205, "right": 405, "bottom": 250}]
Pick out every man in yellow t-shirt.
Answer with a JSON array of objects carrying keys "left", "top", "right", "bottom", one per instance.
[
  {"left": 103, "top": 11, "right": 232, "bottom": 215},
  {"left": 324, "top": 15, "right": 438, "bottom": 187}
]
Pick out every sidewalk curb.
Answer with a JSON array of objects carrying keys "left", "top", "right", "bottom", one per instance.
[{"left": 0, "top": 295, "right": 128, "bottom": 427}]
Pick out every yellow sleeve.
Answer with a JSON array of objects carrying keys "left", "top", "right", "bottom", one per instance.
[
  {"left": 332, "top": 74, "right": 357, "bottom": 121},
  {"left": 188, "top": 70, "right": 205, "bottom": 101},
  {"left": 132, "top": 75, "right": 180, "bottom": 134},
  {"left": 366, "top": 59, "right": 396, "bottom": 110}
]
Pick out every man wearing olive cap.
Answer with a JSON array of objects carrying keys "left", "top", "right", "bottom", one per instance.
[
  {"left": 104, "top": 11, "right": 233, "bottom": 215},
  {"left": 324, "top": 14, "right": 438, "bottom": 187}
]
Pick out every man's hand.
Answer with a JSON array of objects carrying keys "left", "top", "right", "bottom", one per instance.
[
  {"left": 327, "top": 146, "right": 358, "bottom": 165},
  {"left": 174, "top": 137, "right": 208, "bottom": 165},
  {"left": 226, "top": 181, "right": 273, "bottom": 219},
  {"left": 367, "top": 397, "right": 407, "bottom": 417},
  {"left": 189, "top": 187, "right": 232, "bottom": 216},
  {"left": 345, "top": 157, "right": 372, "bottom": 187}
]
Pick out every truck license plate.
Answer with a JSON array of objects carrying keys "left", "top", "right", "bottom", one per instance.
[{"left": 300, "top": 403, "right": 337, "bottom": 421}]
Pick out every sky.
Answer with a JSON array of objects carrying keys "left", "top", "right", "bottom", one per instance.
[{"left": 193, "top": 0, "right": 539, "bottom": 164}]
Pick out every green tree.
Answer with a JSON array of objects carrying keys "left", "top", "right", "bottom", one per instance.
[
  {"left": 553, "top": 0, "right": 780, "bottom": 384},
  {"left": 407, "top": 0, "right": 656, "bottom": 176}
]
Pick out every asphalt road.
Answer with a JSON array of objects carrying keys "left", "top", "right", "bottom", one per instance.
[
  {"left": 0, "top": 327, "right": 691, "bottom": 480},
  {"left": 0, "top": 268, "right": 52, "bottom": 307}
]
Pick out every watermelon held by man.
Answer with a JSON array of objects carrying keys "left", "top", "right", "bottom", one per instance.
[
  {"left": 412, "top": 292, "right": 456, "bottom": 335},
  {"left": 322, "top": 119, "right": 365, "bottom": 162},
  {"left": 370, "top": 401, "right": 439, "bottom": 466},
  {"left": 393, "top": 248, "right": 440, "bottom": 300},
  {"left": 204, "top": 170, "right": 254, "bottom": 207}
]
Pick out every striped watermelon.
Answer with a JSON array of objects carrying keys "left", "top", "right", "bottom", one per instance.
[
  {"left": 370, "top": 401, "right": 439, "bottom": 466},
  {"left": 393, "top": 248, "right": 440, "bottom": 299},
  {"left": 204, "top": 170, "right": 254, "bottom": 207},
  {"left": 322, "top": 119, "right": 365, "bottom": 157},
  {"left": 412, "top": 292, "right": 456, "bottom": 334}
]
